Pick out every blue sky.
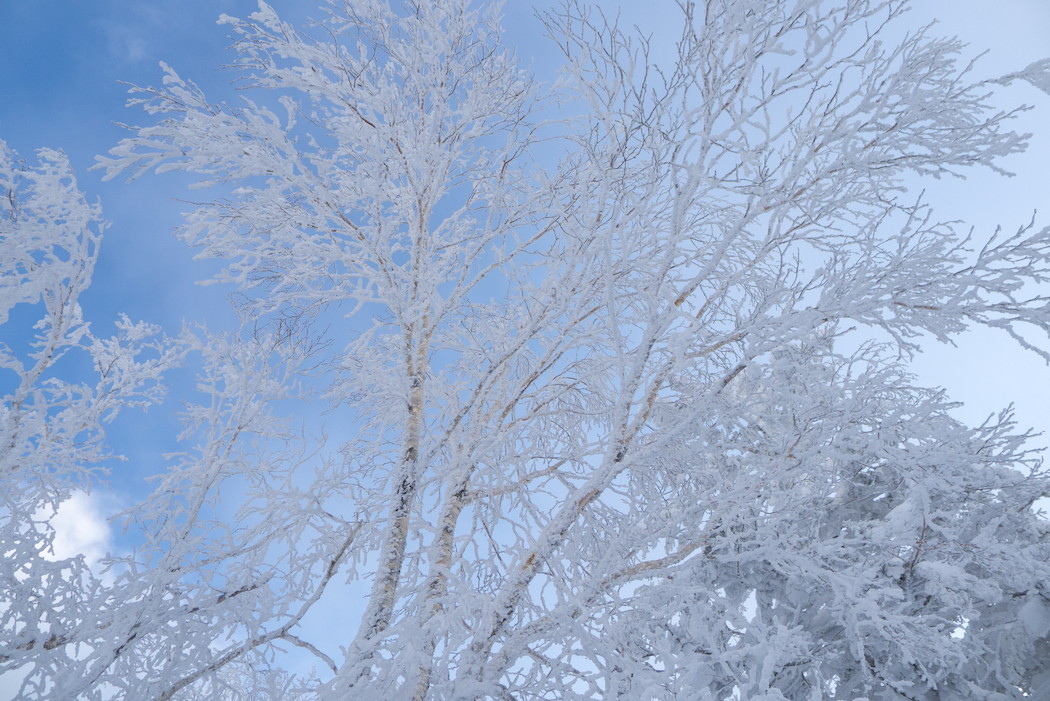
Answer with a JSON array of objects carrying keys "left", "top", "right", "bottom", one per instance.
[
  {"left": 1, "top": 0, "right": 1050, "bottom": 649},
  {"left": 3, "top": 1, "right": 1048, "bottom": 408}
]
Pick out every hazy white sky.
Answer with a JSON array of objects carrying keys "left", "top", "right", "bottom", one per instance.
[{"left": 890, "top": 3, "right": 1050, "bottom": 434}]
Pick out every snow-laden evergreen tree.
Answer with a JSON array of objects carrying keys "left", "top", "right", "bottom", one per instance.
[{"left": 6, "top": 0, "right": 1050, "bottom": 698}]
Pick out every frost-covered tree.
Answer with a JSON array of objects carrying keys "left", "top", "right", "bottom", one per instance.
[
  {"left": 0, "top": 142, "right": 178, "bottom": 694},
  {"left": 8, "top": 0, "right": 1050, "bottom": 698}
]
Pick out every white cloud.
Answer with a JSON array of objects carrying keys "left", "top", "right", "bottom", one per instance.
[
  {"left": 41, "top": 491, "right": 115, "bottom": 571},
  {"left": 1, "top": 492, "right": 114, "bottom": 700},
  {"left": 0, "top": 493, "right": 117, "bottom": 701}
]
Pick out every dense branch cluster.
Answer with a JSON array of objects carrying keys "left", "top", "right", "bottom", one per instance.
[{"left": 3, "top": 1, "right": 1049, "bottom": 698}]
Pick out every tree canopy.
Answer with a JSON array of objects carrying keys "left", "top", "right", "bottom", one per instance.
[{"left": 3, "top": 1, "right": 1049, "bottom": 698}]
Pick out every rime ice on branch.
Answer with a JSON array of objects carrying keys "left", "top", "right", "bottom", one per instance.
[
  {"left": 15, "top": 0, "right": 1050, "bottom": 698},
  {"left": 0, "top": 142, "right": 179, "bottom": 698}
]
